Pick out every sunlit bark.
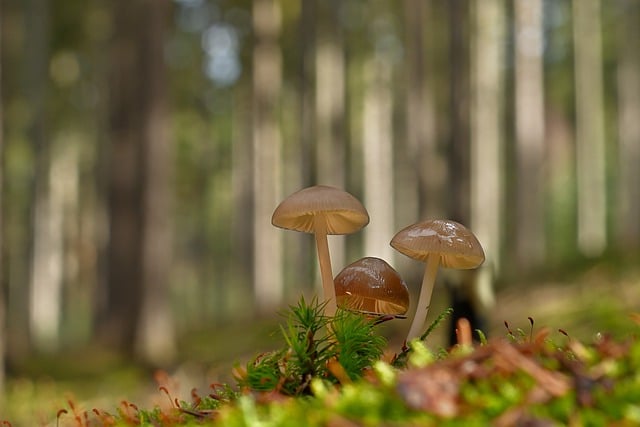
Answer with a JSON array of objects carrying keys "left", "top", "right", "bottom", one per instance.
[
  {"left": 252, "top": 0, "right": 284, "bottom": 311},
  {"left": 30, "top": 144, "right": 74, "bottom": 352},
  {"left": 315, "top": 0, "right": 346, "bottom": 273},
  {"left": 362, "top": 55, "right": 395, "bottom": 263},
  {"left": 470, "top": 0, "right": 506, "bottom": 271},
  {"left": 573, "top": 0, "right": 607, "bottom": 256},
  {"left": 24, "top": 0, "right": 62, "bottom": 352}
]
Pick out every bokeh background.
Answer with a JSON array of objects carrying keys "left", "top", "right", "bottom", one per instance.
[{"left": 0, "top": 0, "right": 639, "bottom": 420}]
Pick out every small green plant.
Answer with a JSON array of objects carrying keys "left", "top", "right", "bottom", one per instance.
[
  {"left": 235, "top": 297, "right": 387, "bottom": 395},
  {"left": 392, "top": 307, "right": 454, "bottom": 368}
]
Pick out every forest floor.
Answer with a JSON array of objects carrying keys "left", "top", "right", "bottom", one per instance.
[{"left": 3, "top": 257, "right": 639, "bottom": 425}]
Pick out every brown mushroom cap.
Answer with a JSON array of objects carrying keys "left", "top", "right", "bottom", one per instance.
[
  {"left": 335, "top": 257, "right": 410, "bottom": 315},
  {"left": 390, "top": 219, "right": 485, "bottom": 269},
  {"left": 271, "top": 185, "right": 369, "bottom": 234}
]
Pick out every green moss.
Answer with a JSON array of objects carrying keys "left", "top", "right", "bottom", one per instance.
[{"left": 9, "top": 296, "right": 640, "bottom": 427}]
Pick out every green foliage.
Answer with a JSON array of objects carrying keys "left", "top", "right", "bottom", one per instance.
[
  {"left": 236, "top": 297, "right": 387, "bottom": 395},
  {"left": 18, "top": 301, "right": 640, "bottom": 427},
  {"left": 392, "top": 307, "right": 453, "bottom": 368},
  {"left": 332, "top": 308, "right": 386, "bottom": 377}
]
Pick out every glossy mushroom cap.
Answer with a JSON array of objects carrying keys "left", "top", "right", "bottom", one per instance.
[
  {"left": 335, "top": 257, "right": 410, "bottom": 315},
  {"left": 272, "top": 185, "right": 369, "bottom": 234},
  {"left": 390, "top": 219, "right": 485, "bottom": 269}
]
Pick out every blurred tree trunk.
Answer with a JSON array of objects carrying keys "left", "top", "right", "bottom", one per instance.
[
  {"left": 3, "top": 0, "right": 30, "bottom": 368},
  {"left": 291, "top": 0, "right": 315, "bottom": 291},
  {"left": 470, "top": 0, "right": 505, "bottom": 271},
  {"left": 23, "top": 0, "right": 62, "bottom": 353},
  {"left": 514, "top": 0, "right": 546, "bottom": 270},
  {"left": 403, "top": 0, "right": 443, "bottom": 222},
  {"left": 252, "top": 0, "right": 283, "bottom": 312},
  {"left": 573, "top": 0, "right": 607, "bottom": 256},
  {"left": 298, "top": 0, "right": 315, "bottom": 191},
  {"left": 615, "top": 0, "right": 640, "bottom": 250},
  {"left": 446, "top": 0, "right": 471, "bottom": 224},
  {"left": 362, "top": 54, "right": 394, "bottom": 263},
  {"left": 102, "top": 0, "right": 175, "bottom": 364},
  {"left": 31, "top": 142, "right": 70, "bottom": 353},
  {"left": 135, "top": 0, "right": 175, "bottom": 365},
  {"left": 315, "top": 0, "right": 346, "bottom": 272},
  {"left": 0, "top": 11, "right": 4, "bottom": 395},
  {"left": 231, "top": 87, "right": 254, "bottom": 311}
]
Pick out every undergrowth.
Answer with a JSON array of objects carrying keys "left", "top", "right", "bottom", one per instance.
[{"left": 6, "top": 298, "right": 640, "bottom": 426}]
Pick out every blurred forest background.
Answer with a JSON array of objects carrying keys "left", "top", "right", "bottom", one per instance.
[{"left": 0, "top": 0, "right": 639, "bottom": 397}]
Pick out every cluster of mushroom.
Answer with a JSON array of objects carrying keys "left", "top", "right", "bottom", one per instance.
[{"left": 272, "top": 185, "right": 485, "bottom": 343}]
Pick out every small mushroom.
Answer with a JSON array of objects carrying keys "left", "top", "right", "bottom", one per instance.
[
  {"left": 272, "top": 185, "right": 369, "bottom": 315},
  {"left": 334, "top": 257, "right": 410, "bottom": 317},
  {"left": 390, "top": 219, "right": 485, "bottom": 342}
]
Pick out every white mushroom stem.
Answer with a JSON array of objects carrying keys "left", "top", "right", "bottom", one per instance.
[
  {"left": 313, "top": 217, "right": 337, "bottom": 316},
  {"left": 406, "top": 253, "right": 441, "bottom": 342}
]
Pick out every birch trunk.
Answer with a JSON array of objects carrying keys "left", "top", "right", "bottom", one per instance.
[
  {"left": 573, "top": 0, "right": 607, "bottom": 256},
  {"left": 362, "top": 55, "right": 395, "bottom": 263},
  {"left": 315, "top": 0, "right": 347, "bottom": 273},
  {"left": 514, "top": 0, "right": 546, "bottom": 269},
  {"left": 470, "top": 0, "right": 506, "bottom": 271},
  {"left": 252, "top": 0, "right": 284, "bottom": 311},
  {"left": 25, "top": 0, "right": 62, "bottom": 352}
]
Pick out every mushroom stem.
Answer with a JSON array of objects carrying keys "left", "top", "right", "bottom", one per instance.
[
  {"left": 406, "top": 253, "right": 440, "bottom": 342},
  {"left": 313, "top": 217, "right": 337, "bottom": 316}
]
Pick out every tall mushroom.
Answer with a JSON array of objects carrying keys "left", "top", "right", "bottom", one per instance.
[
  {"left": 390, "top": 219, "right": 485, "bottom": 342},
  {"left": 334, "top": 257, "right": 410, "bottom": 317},
  {"left": 272, "top": 185, "right": 369, "bottom": 316}
]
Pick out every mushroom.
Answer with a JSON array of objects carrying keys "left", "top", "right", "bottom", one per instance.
[
  {"left": 272, "top": 185, "right": 369, "bottom": 316},
  {"left": 334, "top": 257, "right": 410, "bottom": 317},
  {"left": 390, "top": 219, "right": 485, "bottom": 342}
]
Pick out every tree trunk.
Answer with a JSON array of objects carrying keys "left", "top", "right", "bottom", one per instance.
[
  {"left": 135, "top": 0, "right": 175, "bottom": 365},
  {"left": 362, "top": 54, "right": 394, "bottom": 263},
  {"left": 514, "top": 0, "right": 546, "bottom": 270},
  {"left": 315, "top": 0, "right": 347, "bottom": 273},
  {"left": 23, "top": 0, "right": 59, "bottom": 353},
  {"left": 403, "top": 0, "right": 443, "bottom": 223},
  {"left": 3, "top": 0, "right": 32, "bottom": 367},
  {"left": 30, "top": 142, "right": 69, "bottom": 352},
  {"left": 573, "top": 0, "right": 607, "bottom": 256},
  {"left": 252, "top": 0, "right": 284, "bottom": 312},
  {"left": 0, "top": 9, "right": 5, "bottom": 395},
  {"left": 231, "top": 87, "right": 254, "bottom": 311},
  {"left": 292, "top": 0, "right": 315, "bottom": 292},
  {"left": 615, "top": 0, "right": 640, "bottom": 250},
  {"left": 470, "top": 0, "right": 506, "bottom": 271},
  {"left": 446, "top": 0, "right": 471, "bottom": 225},
  {"left": 101, "top": 0, "right": 175, "bottom": 364}
]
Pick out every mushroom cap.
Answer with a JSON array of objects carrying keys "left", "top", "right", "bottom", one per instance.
[
  {"left": 390, "top": 219, "right": 485, "bottom": 269},
  {"left": 334, "top": 257, "right": 410, "bottom": 315},
  {"left": 272, "top": 185, "right": 369, "bottom": 235}
]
